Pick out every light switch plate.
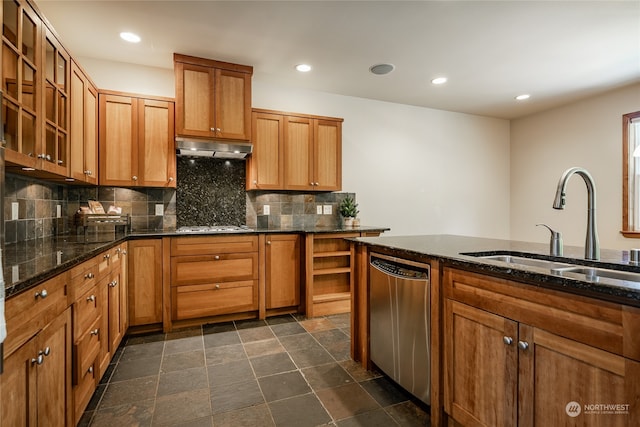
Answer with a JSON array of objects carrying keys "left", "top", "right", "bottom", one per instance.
[
  {"left": 11, "top": 202, "right": 18, "bottom": 220},
  {"left": 323, "top": 205, "right": 332, "bottom": 215},
  {"left": 155, "top": 204, "right": 164, "bottom": 216},
  {"left": 56, "top": 205, "right": 61, "bottom": 218},
  {"left": 317, "top": 205, "right": 323, "bottom": 215},
  {"left": 12, "top": 265, "right": 19, "bottom": 283},
  {"left": 263, "top": 205, "right": 270, "bottom": 215}
]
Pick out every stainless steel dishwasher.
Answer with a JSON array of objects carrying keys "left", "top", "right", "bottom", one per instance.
[{"left": 369, "top": 253, "right": 430, "bottom": 404}]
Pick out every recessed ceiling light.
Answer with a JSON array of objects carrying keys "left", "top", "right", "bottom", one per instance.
[
  {"left": 295, "top": 64, "right": 312, "bottom": 72},
  {"left": 515, "top": 94, "right": 531, "bottom": 101},
  {"left": 431, "top": 77, "right": 448, "bottom": 85},
  {"left": 369, "top": 63, "right": 395, "bottom": 75},
  {"left": 120, "top": 32, "right": 141, "bottom": 43}
]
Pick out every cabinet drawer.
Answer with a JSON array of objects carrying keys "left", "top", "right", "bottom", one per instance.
[
  {"left": 74, "top": 358, "right": 98, "bottom": 422},
  {"left": 70, "top": 256, "right": 100, "bottom": 300},
  {"left": 74, "top": 316, "right": 101, "bottom": 383},
  {"left": 173, "top": 280, "right": 258, "bottom": 320},
  {"left": 5, "top": 272, "right": 68, "bottom": 356},
  {"left": 172, "top": 253, "right": 258, "bottom": 285},
  {"left": 171, "top": 235, "right": 258, "bottom": 256},
  {"left": 74, "top": 282, "right": 103, "bottom": 336}
]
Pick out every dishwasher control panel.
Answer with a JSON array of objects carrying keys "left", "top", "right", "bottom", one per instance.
[{"left": 371, "top": 256, "right": 429, "bottom": 280}]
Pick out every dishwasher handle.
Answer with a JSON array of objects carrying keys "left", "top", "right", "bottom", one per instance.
[{"left": 370, "top": 256, "right": 429, "bottom": 281}]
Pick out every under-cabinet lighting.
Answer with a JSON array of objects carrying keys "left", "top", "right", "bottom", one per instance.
[{"left": 21, "top": 167, "right": 35, "bottom": 171}]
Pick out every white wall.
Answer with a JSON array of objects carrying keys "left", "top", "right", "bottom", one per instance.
[
  {"left": 510, "top": 83, "right": 640, "bottom": 250},
  {"left": 78, "top": 57, "right": 512, "bottom": 238}
]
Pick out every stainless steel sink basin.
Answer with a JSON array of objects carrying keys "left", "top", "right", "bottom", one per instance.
[
  {"left": 479, "top": 254, "right": 574, "bottom": 270},
  {"left": 552, "top": 266, "right": 640, "bottom": 283}
]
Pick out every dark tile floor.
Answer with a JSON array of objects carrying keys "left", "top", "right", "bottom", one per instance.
[{"left": 79, "top": 313, "right": 430, "bottom": 427}]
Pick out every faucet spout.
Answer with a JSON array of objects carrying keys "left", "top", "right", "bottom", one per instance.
[{"left": 552, "top": 167, "right": 599, "bottom": 260}]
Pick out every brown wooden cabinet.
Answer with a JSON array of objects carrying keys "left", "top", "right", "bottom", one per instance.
[
  {"left": 99, "top": 91, "right": 175, "bottom": 187},
  {"left": 247, "top": 109, "right": 342, "bottom": 191},
  {"left": 128, "top": 239, "right": 163, "bottom": 328},
  {"left": 69, "top": 60, "right": 98, "bottom": 184},
  {"left": 443, "top": 267, "right": 640, "bottom": 427},
  {"left": 170, "top": 235, "right": 259, "bottom": 324},
  {"left": 174, "top": 53, "right": 252, "bottom": 141},
  {"left": 263, "top": 234, "right": 301, "bottom": 314}
]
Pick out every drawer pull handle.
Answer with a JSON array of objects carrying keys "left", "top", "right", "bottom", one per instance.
[
  {"left": 503, "top": 336, "right": 513, "bottom": 345},
  {"left": 86, "top": 295, "right": 96, "bottom": 302},
  {"left": 34, "top": 289, "right": 48, "bottom": 299},
  {"left": 116, "top": 248, "right": 122, "bottom": 254},
  {"left": 109, "top": 280, "right": 118, "bottom": 288},
  {"left": 90, "top": 329, "right": 99, "bottom": 336},
  {"left": 85, "top": 272, "right": 94, "bottom": 279},
  {"left": 104, "top": 254, "right": 110, "bottom": 260},
  {"left": 31, "top": 354, "right": 44, "bottom": 365},
  {"left": 518, "top": 341, "right": 529, "bottom": 351}
]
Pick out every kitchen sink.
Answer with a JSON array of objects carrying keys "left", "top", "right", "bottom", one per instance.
[
  {"left": 477, "top": 254, "right": 574, "bottom": 270},
  {"left": 552, "top": 266, "right": 640, "bottom": 283}
]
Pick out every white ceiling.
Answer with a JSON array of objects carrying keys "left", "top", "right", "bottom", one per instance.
[{"left": 36, "top": 0, "right": 640, "bottom": 119}]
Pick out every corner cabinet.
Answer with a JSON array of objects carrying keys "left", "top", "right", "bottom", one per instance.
[
  {"left": 99, "top": 91, "right": 176, "bottom": 187},
  {"left": 247, "top": 109, "right": 343, "bottom": 192},
  {"left": 443, "top": 267, "right": 640, "bottom": 427},
  {"left": 174, "top": 53, "right": 252, "bottom": 141},
  {"left": 69, "top": 60, "right": 98, "bottom": 184}
]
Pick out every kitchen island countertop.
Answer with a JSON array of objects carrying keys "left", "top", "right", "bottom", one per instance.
[{"left": 352, "top": 234, "right": 640, "bottom": 308}]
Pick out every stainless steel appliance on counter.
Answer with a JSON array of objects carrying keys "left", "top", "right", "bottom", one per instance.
[{"left": 369, "top": 252, "right": 430, "bottom": 404}]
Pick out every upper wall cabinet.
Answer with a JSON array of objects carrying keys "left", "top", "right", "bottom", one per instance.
[
  {"left": 1, "top": 0, "right": 71, "bottom": 179},
  {"left": 69, "top": 60, "right": 98, "bottom": 184},
  {"left": 174, "top": 53, "right": 252, "bottom": 141},
  {"left": 247, "top": 109, "right": 343, "bottom": 192},
  {"left": 99, "top": 91, "right": 176, "bottom": 188}
]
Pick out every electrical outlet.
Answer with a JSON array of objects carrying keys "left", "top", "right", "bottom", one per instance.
[
  {"left": 11, "top": 202, "right": 18, "bottom": 220},
  {"left": 323, "top": 205, "right": 332, "bottom": 215},
  {"left": 263, "top": 205, "right": 270, "bottom": 215},
  {"left": 317, "top": 205, "right": 323, "bottom": 215},
  {"left": 56, "top": 205, "right": 62, "bottom": 218},
  {"left": 155, "top": 204, "right": 164, "bottom": 216},
  {"left": 12, "top": 265, "right": 19, "bottom": 282}
]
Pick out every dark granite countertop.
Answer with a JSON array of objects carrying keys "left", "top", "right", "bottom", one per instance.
[
  {"left": 3, "top": 225, "right": 389, "bottom": 299},
  {"left": 352, "top": 234, "right": 640, "bottom": 308}
]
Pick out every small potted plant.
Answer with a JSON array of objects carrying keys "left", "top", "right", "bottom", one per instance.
[{"left": 339, "top": 196, "right": 359, "bottom": 228}]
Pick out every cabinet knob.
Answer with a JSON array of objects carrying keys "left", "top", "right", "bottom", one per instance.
[
  {"left": 517, "top": 341, "right": 529, "bottom": 351},
  {"left": 123, "top": 250, "right": 127, "bottom": 255},
  {"left": 267, "top": 241, "right": 271, "bottom": 245},
  {"left": 109, "top": 280, "right": 118, "bottom": 288},
  {"left": 215, "top": 284, "right": 220, "bottom": 289},
  {"left": 57, "top": 160, "right": 63, "bottom": 165},
  {"left": 31, "top": 354, "right": 44, "bottom": 365},
  {"left": 314, "top": 182, "right": 319, "bottom": 186},
  {"left": 34, "top": 289, "right": 48, "bottom": 299},
  {"left": 503, "top": 336, "right": 513, "bottom": 345},
  {"left": 88, "top": 366, "right": 94, "bottom": 374},
  {"left": 169, "top": 177, "right": 174, "bottom": 182},
  {"left": 85, "top": 272, "right": 94, "bottom": 279},
  {"left": 104, "top": 254, "right": 110, "bottom": 260},
  {"left": 90, "top": 328, "right": 99, "bottom": 336},
  {"left": 214, "top": 255, "right": 220, "bottom": 260},
  {"left": 132, "top": 176, "right": 138, "bottom": 181},
  {"left": 42, "top": 347, "right": 51, "bottom": 357},
  {"left": 84, "top": 170, "right": 92, "bottom": 175},
  {"left": 86, "top": 294, "right": 96, "bottom": 302}
]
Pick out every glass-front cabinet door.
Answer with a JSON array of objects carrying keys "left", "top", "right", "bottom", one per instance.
[
  {"left": 42, "top": 28, "right": 69, "bottom": 176},
  {"left": 2, "top": 0, "right": 40, "bottom": 170}
]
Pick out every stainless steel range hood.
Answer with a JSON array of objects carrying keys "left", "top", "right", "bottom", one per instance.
[{"left": 175, "top": 137, "right": 252, "bottom": 159}]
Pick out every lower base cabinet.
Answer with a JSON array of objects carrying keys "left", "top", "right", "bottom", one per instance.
[
  {"left": 1, "top": 307, "right": 72, "bottom": 427},
  {"left": 443, "top": 267, "right": 640, "bottom": 427},
  {"left": 264, "top": 234, "right": 301, "bottom": 313},
  {"left": 128, "top": 239, "right": 163, "bottom": 328}
]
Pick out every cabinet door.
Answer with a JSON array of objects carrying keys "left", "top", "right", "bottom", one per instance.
[
  {"left": 247, "top": 111, "right": 283, "bottom": 190},
  {"left": 266, "top": 234, "right": 301, "bottom": 309},
  {"left": 175, "top": 61, "right": 214, "bottom": 138},
  {"left": 2, "top": 0, "right": 41, "bottom": 170},
  {"left": 69, "top": 62, "right": 97, "bottom": 184},
  {"left": 138, "top": 98, "right": 176, "bottom": 187},
  {"left": 107, "top": 269, "right": 126, "bottom": 354},
  {"left": 444, "top": 300, "right": 518, "bottom": 427},
  {"left": 0, "top": 337, "right": 37, "bottom": 426},
  {"left": 41, "top": 28, "right": 70, "bottom": 177},
  {"left": 36, "top": 307, "right": 72, "bottom": 427},
  {"left": 284, "top": 116, "right": 313, "bottom": 190},
  {"left": 313, "top": 119, "right": 342, "bottom": 191},
  {"left": 99, "top": 94, "right": 137, "bottom": 186},
  {"left": 128, "top": 239, "right": 163, "bottom": 326},
  {"left": 215, "top": 68, "right": 251, "bottom": 140},
  {"left": 518, "top": 325, "right": 639, "bottom": 427}
]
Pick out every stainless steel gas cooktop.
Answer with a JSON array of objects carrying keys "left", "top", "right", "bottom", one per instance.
[{"left": 176, "top": 225, "right": 253, "bottom": 233}]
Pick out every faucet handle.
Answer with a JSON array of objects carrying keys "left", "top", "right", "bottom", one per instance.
[{"left": 536, "top": 224, "right": 563, "bottom": 257}]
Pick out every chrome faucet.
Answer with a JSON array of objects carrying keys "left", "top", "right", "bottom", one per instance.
[{"left": 552, "top": 167, "right": 599, "bottom": 260}]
